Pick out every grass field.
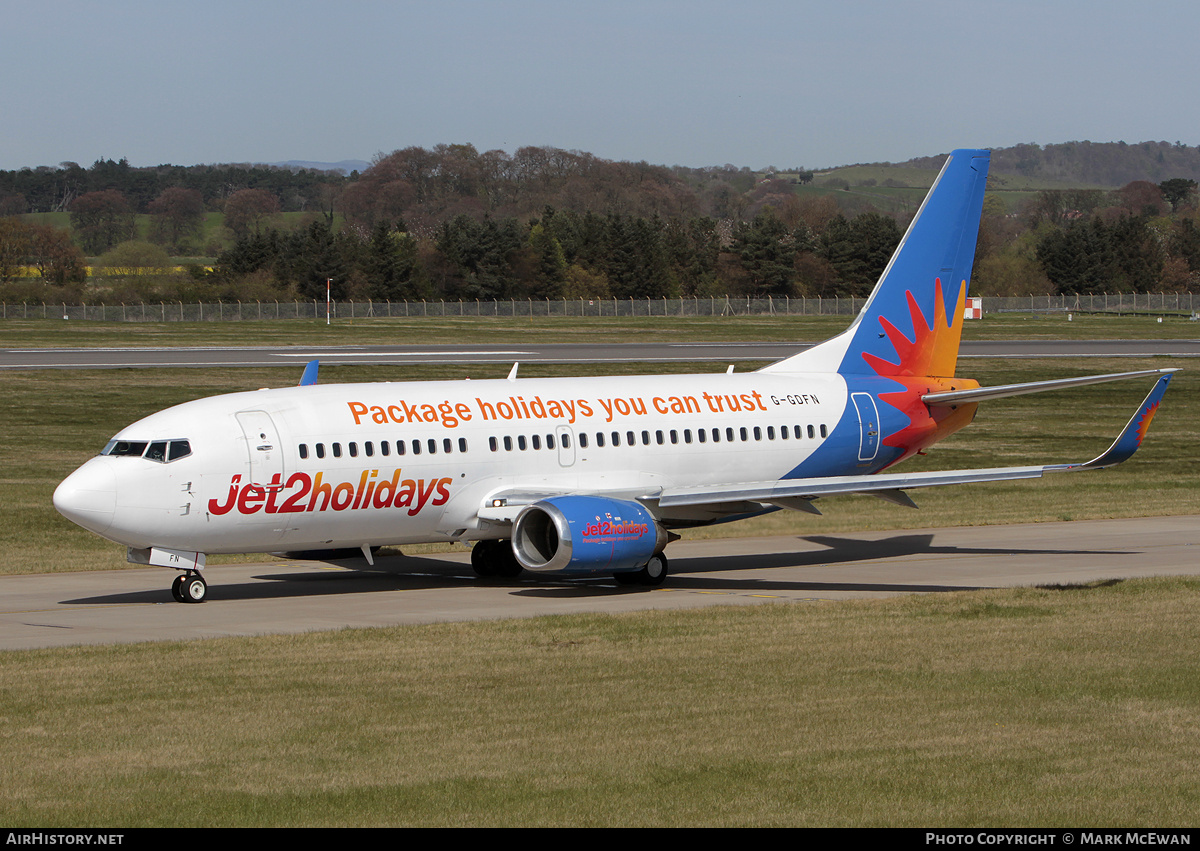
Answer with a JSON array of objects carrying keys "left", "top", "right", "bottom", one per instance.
[
  {"left": 1, "top": 577, "right": 1197, "bottom": 827},
  {"left": 19, "top": 210, "right": 335, "bottom": 263},
  {"left": 0, "top": 313, "right": 1196, "bottom": 826}
]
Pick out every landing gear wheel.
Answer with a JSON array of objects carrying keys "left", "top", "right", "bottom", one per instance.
[
  {"left": 645, "top": 552, "right": 668, "bottom": 583},
  {"left": 471, "top": 540, "right": 524, "bottom": 579},
  {"left": 181, "top": 573, "right": 207, "bottom": 603},
  {"left": 616, "top": 553, "right": 668, "bottom": 587},
  {"left": 471, "top": 541, "right": 495, "bottom": 576},
  {"left": 493, "top": 544, "right": 524, "bottom": 578},
  {"left": 171, "top": 574, "right": 187, "bottom": 603},
  {"left": 636, "top": 552, "right": 668, "bottom": 587}
]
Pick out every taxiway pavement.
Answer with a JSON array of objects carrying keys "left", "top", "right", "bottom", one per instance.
[
  {"left": 2, "top": 338, "right": 1198, "bottom": 371},
  {"left": 2, "top": 515, "right": 1196, "bottom": 650}
]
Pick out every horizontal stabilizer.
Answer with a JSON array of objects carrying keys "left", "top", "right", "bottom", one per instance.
[
  {"left": 923, "top": 368, "right": 1177, "bottom": 406},
  {"left": 298, "top": 360, "right": 320, "bottom": 387}
]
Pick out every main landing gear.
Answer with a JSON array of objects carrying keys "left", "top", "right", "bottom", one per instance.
[
  {"left": 613, "top": 552, "right": 669, "bottom": 587},
  {"left": 171, "top": 571, "right": 207, "bottom": 603},
  {"left": 471, "top": 539, "right": 524, "bottom": 578}
]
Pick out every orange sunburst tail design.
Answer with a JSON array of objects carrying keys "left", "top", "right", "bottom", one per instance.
[
  {"left": 860, "top": 278, "right": 977, "bottom": 465},
  {"left": 861, "top": 278, "right": 966, "bottom": 379}
]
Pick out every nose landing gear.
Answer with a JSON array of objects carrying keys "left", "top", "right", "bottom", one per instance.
[{"left": 170, "top": 571, "right": 207, "bottom": 603}]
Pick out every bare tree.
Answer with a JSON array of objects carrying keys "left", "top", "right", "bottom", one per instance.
[
  {"left": 69, "top": 190, "right": 136, "bottom": 254},
  {"left": 223, "top": 188, "right": 280, "bottom": 239},
  {"left": 148, "top": 187, "right": 205, "bottom": 250}
]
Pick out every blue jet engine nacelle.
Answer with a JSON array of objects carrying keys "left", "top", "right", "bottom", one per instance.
[{"left": 512, "top": 496, "right": 667, "bottom": 575}]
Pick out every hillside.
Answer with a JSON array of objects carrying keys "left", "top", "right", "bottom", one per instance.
[{"left": 900, "top": 141, "right": 1200, "bottom": 188}]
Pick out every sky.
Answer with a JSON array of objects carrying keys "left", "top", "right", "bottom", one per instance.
[{"left": 3, "top": 0, "right": 1199, "bottom": 172}]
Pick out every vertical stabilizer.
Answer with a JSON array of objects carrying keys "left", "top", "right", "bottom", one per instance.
[{"left": 761, "top": 148, "right": 990, "bottom": 377}]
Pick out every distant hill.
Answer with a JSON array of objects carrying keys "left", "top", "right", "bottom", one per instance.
[
  {"left": 269, "top": 159, "right": 371, "bottom": 175},
  {"left": 901, "top": 141, "right": 1200, "bottom": 188}
]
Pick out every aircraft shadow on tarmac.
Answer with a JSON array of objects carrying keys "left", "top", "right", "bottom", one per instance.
[
  {"left": 676, "top": 533, "right": 1122, "bottom": 575},
  {"left": 60, "top": 555, "right": 475, "bottom": 606},
  {"left": 512, "top": 533, "right": 1129, "bottom": 598},
  {"left": 61, "top": 532, "right": 1130, "bottom": 606}
]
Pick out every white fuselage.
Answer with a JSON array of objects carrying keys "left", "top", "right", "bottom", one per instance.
[{"left": 54, "top": 371, "right": 850, "bottom": 555}]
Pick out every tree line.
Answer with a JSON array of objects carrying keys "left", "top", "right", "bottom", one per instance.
[
  {"left": 1, "top": 143, "right": 1199, "bottom": 305},
  {"left": 208, "top": 205, "right": 901, "bottom": 306},
  {"left": 975, "top": 178, "right": 1199, "bottom": 296},
  {"left": 0, "top": 157, "right": 346, "bottom": 218}
]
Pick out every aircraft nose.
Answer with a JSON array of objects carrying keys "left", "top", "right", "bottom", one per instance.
[{"left": 54, "top": 459, "right": 117, "bottom": 535}]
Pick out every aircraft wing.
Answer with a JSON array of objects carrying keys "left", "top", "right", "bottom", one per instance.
[
  {"left": 656, "top": 370, "right": 1174, "bottom": 513},
  {"left": 473, "top": 372, "right": 1172, "bottom": 524}
]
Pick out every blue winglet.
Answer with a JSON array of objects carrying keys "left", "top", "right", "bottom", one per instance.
[
  {"left": 298, "top": 360, "right": 319, "bottom": 387},
  {"left": 1056, "top": 372, "right": 1174, "bottom": 471}
]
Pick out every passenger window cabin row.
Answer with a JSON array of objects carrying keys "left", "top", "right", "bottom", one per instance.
[
  {"left": 297, "top": 422, "right": 829, "bottom": 460},
  {"left": 299, "top": 437, "right": 469, "bottom": 460},
  {"left": 489, "top": 423, "right": 827, "bottom": 452}
]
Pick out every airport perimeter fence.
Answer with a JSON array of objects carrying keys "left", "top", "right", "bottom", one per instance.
[{"left": 0, "top": 293, "right": 1196, "bottom": 322}]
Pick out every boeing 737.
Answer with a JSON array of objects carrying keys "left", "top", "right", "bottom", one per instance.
[{"left": 53, "top": 149, "right": 1175, "bottom": 602}]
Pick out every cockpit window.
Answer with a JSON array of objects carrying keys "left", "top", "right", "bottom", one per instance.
[
  {"left": 101, "top": 438, "right": 191, "bottom": 463},
  {"left": 102, "top": 440, "right": 148, "bottom": 457}
]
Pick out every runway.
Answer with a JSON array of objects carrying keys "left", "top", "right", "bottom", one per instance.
[
  {"left": 2, "top": 515, "right": 1196, "bottom": 650},
  {"left": 2, "top": 338, "right": 1198, "bottom": 370}
]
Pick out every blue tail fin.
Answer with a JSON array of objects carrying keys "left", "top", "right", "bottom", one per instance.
[{"left": 761, "top": 148, "right": 990, "bottom": 377}]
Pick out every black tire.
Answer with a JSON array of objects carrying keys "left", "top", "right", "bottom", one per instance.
[
  {"left": 472, "top": 540, "right": 522, "bottom": 578},
  {"left": 636, "top": 552, "right": 668, "bottom": 587},
  {"left": 182, "top": 574, "right": 207, "bottom": 603},
  {"left": 492, "top": 543, "right": 524, "bottom": 578},
  {"left": 171, "top": 574, "right": 187, "bottom": 603},
  {"left": 471, "top": 540, "right": 497, "bottom": 577}
]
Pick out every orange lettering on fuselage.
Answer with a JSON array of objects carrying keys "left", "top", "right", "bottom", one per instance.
[{"left": 347, "top": 400, "right": 472, "bottom": 429}]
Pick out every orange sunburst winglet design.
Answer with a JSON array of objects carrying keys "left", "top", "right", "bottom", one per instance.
[{"left": 1136, "top": 400, "right": 1160, "bottom": 446}]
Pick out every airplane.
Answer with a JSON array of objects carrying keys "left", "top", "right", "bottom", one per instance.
[{"left": 53, "top": 149, "right": 1176, "bottom": 603}]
